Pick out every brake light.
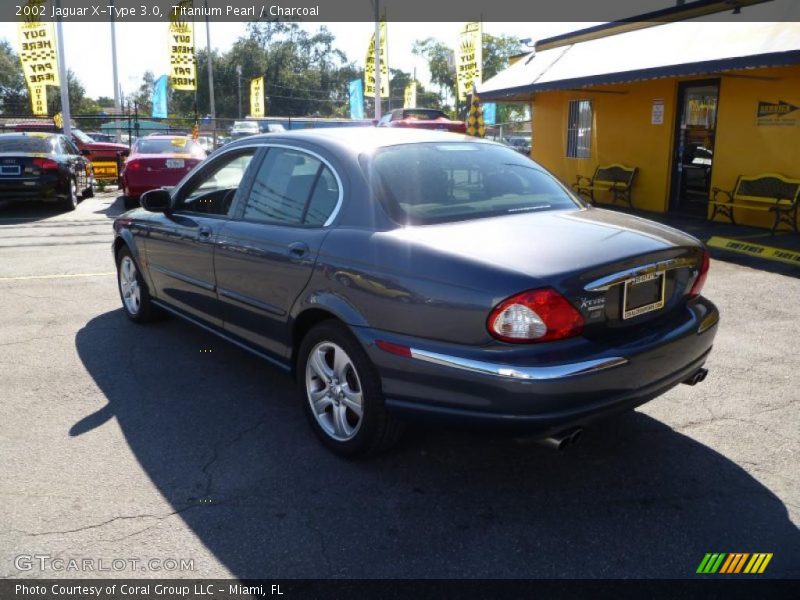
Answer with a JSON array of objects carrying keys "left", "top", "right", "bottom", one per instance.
[
  {"left": 488, "top": 288, "right": 584, "bottom": 343},
  {"left": 125, "top": 160, "right": 141, "bottom": 172},
  {"left": 689, "top": 250, "right": 710, "bottom": 298},
  {"left": 32, "top": 157, "right": 59, "bottom": 171}
]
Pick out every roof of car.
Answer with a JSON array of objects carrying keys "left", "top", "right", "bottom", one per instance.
[{"left": 228, "top": 127, "right": 487, "bottom": 154}]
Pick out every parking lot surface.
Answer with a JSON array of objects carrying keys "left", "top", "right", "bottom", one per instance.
[{"left": 1, "top": 193, "right": 798, "bottom": 579}]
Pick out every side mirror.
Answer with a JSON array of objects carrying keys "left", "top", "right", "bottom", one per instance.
[
  {"left": 140, "top": 189, "right": 172, "bottom": 213},
  {"left": 118, "top": 148, "right": 130, "bottom": 158}
]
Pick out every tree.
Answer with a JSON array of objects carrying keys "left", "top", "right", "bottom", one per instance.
[
  {"left": 411, "top": 38, "right": 455, "bottom": 114},
  {"left": 0, "top": 40, "right": 30, "bottom": 115}
]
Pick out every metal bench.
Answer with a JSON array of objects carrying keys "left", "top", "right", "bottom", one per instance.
[
  {"left": 573, "top": 164, "right": 638, "bottom": 208},
  {"left": 710, "top": 174, "right": 800, "bottom": 234}
]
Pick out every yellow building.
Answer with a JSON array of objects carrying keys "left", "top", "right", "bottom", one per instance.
[{"left": 479, "top": 22, "right": 800, "bottom": 230}]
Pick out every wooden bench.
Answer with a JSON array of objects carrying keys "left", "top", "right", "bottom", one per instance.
[
  {"left": 573, "top": 164, "right": 638, "bottom": 208},
  {"left": 710, "top": 174, "right": 800, "bottom": 234}
]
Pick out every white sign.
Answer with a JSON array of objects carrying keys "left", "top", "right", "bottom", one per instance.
[{"left": 652, "top": 99, "right": 665, "bottom": 125}]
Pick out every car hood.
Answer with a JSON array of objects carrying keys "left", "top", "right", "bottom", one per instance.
[{"left": 383, "top": 207, "right": 699, "bottom": 279}]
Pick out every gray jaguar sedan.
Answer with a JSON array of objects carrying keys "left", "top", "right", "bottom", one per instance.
[{"left": 113, "top": 128, "right": 718, "bottom": 456}]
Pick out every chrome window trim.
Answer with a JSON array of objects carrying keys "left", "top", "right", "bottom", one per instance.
[
  {"left": 242, "top": 142, "right": 345, "bottom": 228},
  {"left": 408, "top": 348, "right": 628, "bottom": 381},
  {"left": 584, "top": 256, "right": 697, "bottom": 292}
]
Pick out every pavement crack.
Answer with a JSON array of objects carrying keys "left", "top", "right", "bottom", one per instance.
[{"left": 201, "top": 414, "right": 269, "bottom": 497}]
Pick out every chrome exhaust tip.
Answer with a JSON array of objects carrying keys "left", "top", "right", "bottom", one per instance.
[
  {"left": 537, "top": 427, "right": 584, "bottom": 451},
  {"left": 682, "top": 367, "right": 709, "bottom": 386}
]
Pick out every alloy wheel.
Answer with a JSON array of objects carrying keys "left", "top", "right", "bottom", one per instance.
[
  {"left": 305, "top": 341, "right": 364, "bottom": 441},
  {"left": 119, "top": 256, "right": 141, "bottom": 316}
]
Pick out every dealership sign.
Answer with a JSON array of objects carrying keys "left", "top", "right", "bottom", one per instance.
[{"left": 756, "top": 100, "right": 798, "bottom": 126}]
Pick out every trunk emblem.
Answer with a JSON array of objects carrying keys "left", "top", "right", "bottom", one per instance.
[{"left": 579, "top": 297, "right": 606, "bottom": 311}]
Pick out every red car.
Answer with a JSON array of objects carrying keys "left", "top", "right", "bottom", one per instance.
[
  {"left": 376, "top": 108, "right": 466, "bottom": 133},
  {"left": 120, "top": 135, "right": 206, "bottom": 208}
]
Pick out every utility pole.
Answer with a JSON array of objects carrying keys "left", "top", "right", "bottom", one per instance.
[
  {"left": 204, "top": 0, "right": 216, "bottom": 145},
  {"left": 373, "top": 0, "right": 381, "bottom": 120},
  {"left": 54, "top": 0, "right": 71, "bottom": 137},
  {"left": 236, "top": 64, "right": 242, "bottom": 119}
]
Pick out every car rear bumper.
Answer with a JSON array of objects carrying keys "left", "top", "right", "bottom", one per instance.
[
  {"left": 354, "top": 297, "right": 719, "bottom": 435},
  {"left": 0, "top": 178, "right": 62, "bottom": 200}
]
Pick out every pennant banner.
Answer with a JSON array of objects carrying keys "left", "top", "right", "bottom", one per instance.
[
  {"left": 348, "top": 79, "right": 364, "bottom": 120},
  {"left": 466, "top": 93, "right": 485, "bottom": 138},
  {"left": 403, "top": 82, "right": 417, "bottom": 109},
  {"left": 456, "top": 22, "right": 482, "bottom": 102},
  {"left": 250, "top": 76, "right": 265, "bottom": 118},
  {"left": 168, "top": 2, "right": 196, "bottom": 91},
  {"left": 151, "top": 74, "right": 168, "bottom": 119},
  {"left": 365, "top": 21, "right": 389, "bottom": 98}
]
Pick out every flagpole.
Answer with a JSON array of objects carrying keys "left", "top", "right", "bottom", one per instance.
[
  {"left": 110, "top": 0, "right": 120, "bottom": 140},
  {"left": 204, "top": 0, "right": 216, "bottom": 145},
  {"left": 54, "top": 0, "right": 71, "bottom": 137},
  {"left": 373, "top": 0, "right": 381, "bottom": 120}
]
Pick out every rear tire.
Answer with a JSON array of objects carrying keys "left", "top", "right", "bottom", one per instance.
[
  {"left": 62, "top": 177, "right": 78, "bottom": 211},
  {"left": 116, "top": 246, "right": 158, "bottom": 323},
  {"left": 297, "top": 321, "right": 404, "bottom": 457}
]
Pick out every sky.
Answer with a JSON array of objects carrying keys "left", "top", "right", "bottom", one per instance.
[{"left": 0, "top": 20, "right": 586, "bottom": 100}]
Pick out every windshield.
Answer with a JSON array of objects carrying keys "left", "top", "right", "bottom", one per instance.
[
  {"left": 0, "top": 136, "right": 53, "bottom": 153},
  {"left": 134, "top": 137, "right": 203, "bottom": 155},
  {"left": 72, "top": 129, "right": 94, "bottom": 144},
  {"left": 367, "top": 142, "right": 580, "bottom": 225}
]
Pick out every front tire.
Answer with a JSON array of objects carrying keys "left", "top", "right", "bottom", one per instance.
[
  {"left": 298, "top": 321, "right": 404, "bottom": 457},
  {"left": 116, "top": 246, "right": 158, "bottom": 323}
]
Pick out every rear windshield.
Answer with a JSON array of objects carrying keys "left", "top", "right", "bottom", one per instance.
[
  {"left": 401, "top": 109, "right": 446, "bottom": 120},
  {"left": 367, "top": 142, "right": 579, "bottom": 225},
  {"left": 134, "top": 138, "right": 202, "bottom": 155},
  {"left": 0, "top": 136, "right": 52, "bottom": 153}
]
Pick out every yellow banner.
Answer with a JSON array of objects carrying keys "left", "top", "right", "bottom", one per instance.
[
  {"left": 365, "top": 21, "right": 389, "bottom": 98},
  {"left": 17, "top": 19, "right": 60, "bottom": 90},
  {"left": 29, "top": 83, "right": 47, "bottom": 116},
  {"left": 168, "top": 4, "right": 196, "bottom": 91},
  {"left": 403, "top": 82, "right": 416, "bottom": 109},
  {"left": 456, "top": 22, "right": 482, "bottom": 102},
  {"left": 250, "top": 76, "right": 265, "bottom": 118}
]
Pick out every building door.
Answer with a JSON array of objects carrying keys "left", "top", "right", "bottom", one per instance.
[{"left": 670, "top": 79, "right": 720, "bottom": 215}]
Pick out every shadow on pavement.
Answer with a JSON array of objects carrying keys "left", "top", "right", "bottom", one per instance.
[{"left": 74, "top": 310, "right": 800, "bottom": 578}]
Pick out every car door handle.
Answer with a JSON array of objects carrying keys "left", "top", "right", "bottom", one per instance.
[
  {"left": 288, "top": 241, "right": 309, "bottom": 258},
  {"left": 197, "top": 226, "right": 213, "bottom": 240}
]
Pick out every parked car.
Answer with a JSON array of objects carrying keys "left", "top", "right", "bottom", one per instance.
[
  {"left": 120, "top": 135, "right": 206, "bottom": 209},
  {"left": 85, "top": 131, "right": 117, "bottom": 143},
  {"left": 230, "top": 120, "right": 261, "bottom": 140},
  {"left": 505, "top": 135, "right": 531, "bottom": 156},
  {"left": 0, "top": 132, "right": 94, "bottom": 210},
  {"left": 376, "top": 108, "right": 467, "bottom": 133},
  {"left": 113, "top": 128, "right": 718, "bottom": 456},
  {"left": 12, "top": 123, "right": 128, "bottom": 164}
]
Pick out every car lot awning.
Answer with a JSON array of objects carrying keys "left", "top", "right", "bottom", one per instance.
[{"left": 477, "top": 22, "right": 800, "bottom": 102}]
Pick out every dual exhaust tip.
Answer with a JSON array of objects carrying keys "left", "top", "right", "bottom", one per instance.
[{"left": 682, "top": 367, "right": 709, "bottom": 386}]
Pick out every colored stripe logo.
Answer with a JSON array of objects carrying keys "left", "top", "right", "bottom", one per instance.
[{"left": 697, "top": 553, "right": 773, "bottom": 574}]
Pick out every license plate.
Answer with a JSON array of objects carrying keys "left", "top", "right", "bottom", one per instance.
[
  {"left": 165, "top": 159, "right": 184, "bottom": 169},
  {"left": 0, "top": 165, "right": 21, "bottom": 176},
  {"left": 622, "top": 271, "right": 665, "bottom": 319}
]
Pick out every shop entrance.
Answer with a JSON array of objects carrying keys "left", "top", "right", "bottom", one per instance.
[{"left": 670, "top": 79, "right": 720, "bottom": 215}]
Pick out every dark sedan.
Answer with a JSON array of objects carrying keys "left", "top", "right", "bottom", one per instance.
[
  {"left": 112, "top": 128, "right": 718, "bottom": 456},
  {"left": 0, "top": 132, "right": 94, "bottom": 210}
]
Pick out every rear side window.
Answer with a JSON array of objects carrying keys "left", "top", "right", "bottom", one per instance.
[{"left": 243, "top": 147, "right": 340, "bottom": 226}]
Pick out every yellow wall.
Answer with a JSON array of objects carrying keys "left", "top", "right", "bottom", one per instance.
[{"left": 530, "top": 65, "right": 800, "bottom": 228}]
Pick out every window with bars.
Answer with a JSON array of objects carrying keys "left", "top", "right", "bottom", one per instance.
[{"left": 566, "top": 99, "right": 592, "bottom": 158}]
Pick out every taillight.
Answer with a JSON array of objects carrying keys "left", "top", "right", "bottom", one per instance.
[
  {"left": 33, "top": 157, "right": 59, "bottom": 171},
  {"left": 689, "top": 250, "right": 710, "bottom": 298},
  {"left": 488, "top": 288, "right": 584, "bottom": 343},
  {"left": 124, "top": 160, "right": 141, "bottom": 172}
]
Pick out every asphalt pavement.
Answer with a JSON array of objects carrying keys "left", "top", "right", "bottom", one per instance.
[{"left": 0, "top": 192, "right": 798, "bottom": 579}]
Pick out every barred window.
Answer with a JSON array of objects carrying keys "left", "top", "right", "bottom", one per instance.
[{"left": 566, "top": 99, "right": 592, "bottom": 158}]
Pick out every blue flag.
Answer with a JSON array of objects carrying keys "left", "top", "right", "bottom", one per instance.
[
  {"left": 349, "top": 79, "right": 364, "bottom": 120},
  {"left": 483, "top": 102, "right": 497, "bottom": 126},
  {"left": 151, "top": 75, "right": 168, "bottom": 119}
]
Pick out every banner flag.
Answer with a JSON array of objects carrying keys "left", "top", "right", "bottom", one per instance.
[
  {"left": 168, "top": 1, "right": 196, "bottom": 91},
  {"left": 17, "top": 1, "right": 60, "bottom": 94},
  {"left": 483, "top": 102, "right": 496, "bottom": 125},
  {"left": 456, "top": 22, "right": 482, "bottom": 102},
  {"left": 403, "top": 82, "right": 417, "bottom": 109},
  {"left": 151, "top": 75, "right": 168, "bottom": 119},
  {"left": 250, "top": 76, "right": 265, "bottom": 118},
  {"left": 365, "top": 21, "right": 389, "bottom": 98},
  {"left": 348, "top": 79, "right": 364, "bottom": 120},
  {"left": 28, "top": 83, "right": 47, "bottom": 116}
]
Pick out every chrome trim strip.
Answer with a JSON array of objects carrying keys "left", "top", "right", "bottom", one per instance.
[
  {"left": 408, "top": 348, "right": 628, "bottom": 381},
  {"left": 151, "top": 300, "right": 291, "bottom": 372},
  {"left": 584, "top": 257, "right": 697, "bottom": 292},
  {"left": 150, "top": 264, "right": 215, "bottom": 292}
]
